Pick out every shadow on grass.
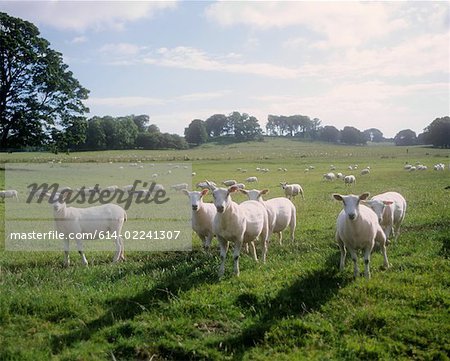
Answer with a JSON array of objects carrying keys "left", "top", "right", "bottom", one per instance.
[
  {"left": 50, "top": 249, "right": 218, "bottom": 355},
  {"left": 216, "top": 252, "right": 351, "bottom": 360}
]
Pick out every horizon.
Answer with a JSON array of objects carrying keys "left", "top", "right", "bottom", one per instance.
[{"left": 1, "top": 1, "right": 449, "bottom": 139}]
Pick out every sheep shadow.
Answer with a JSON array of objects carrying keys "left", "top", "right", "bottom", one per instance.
[
  {"left": 50, "top": 249, "right": 218, "bottom": 354},
  {"left": 216, "top": 252, "right": 351, "bottom": 360}
]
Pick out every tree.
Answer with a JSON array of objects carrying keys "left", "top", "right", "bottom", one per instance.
[
  {"left": 319, "top": 125, "right": 340, "bottom": 143},
  {"left": 132, "top": 114, "right": 149, "bottom": 132},
  {"left": 0, "top": 12, "right": 89, "bottom": 149},
  {"left": 205, "top": 114, "right": 228, "bottom": 137},
  {"left": 423, "top": 116, "right": 450, "bottom": 148},
  {"left": 184, "top": 119, "right": 208, "bottom": 145},
  {"left": 340, "top": 126, "right": 366, "bottom": 145},
  {"left": 363, "top": 128, "right": 384, "bottom": 142},
  {"left": 394, "top": 129, "right": 417, "bottom": 146}
]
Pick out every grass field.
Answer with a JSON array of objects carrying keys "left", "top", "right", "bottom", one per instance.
[{"left": 0, "top": 138, "right": 449, "bottom": 360}]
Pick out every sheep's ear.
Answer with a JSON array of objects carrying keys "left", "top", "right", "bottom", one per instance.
[
  {"left": 181, "top": 189, "right": 189, "bottom": 196},
  {"left": 205, "top": 180, "right": 217, "bottom": 191},
  {"left": 240, "top": 189, "right": 248, "bottom": 195},
  {"left": 261, "top": 189, "right": 269, "bottom": 195},
  {"left": 200, "top": 189, "right": 209, "bottom": 196},
  {"left": 359, "top": 192, "right": 370, "bottom": 201},
  {"left": 383, "top": 200, "right": 393, "bottom": 205},
  {"left": 228, "top": 185, "right": 239, "bottom": 193},
  {"left": 333, "top": 194, "right": 343, "bottom": 201}
]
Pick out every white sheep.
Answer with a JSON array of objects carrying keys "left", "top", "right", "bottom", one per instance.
[
  {"left": 280, "top": 182, "right": 304, "bottom": 200},
  {"left": 245, "top": 176, "right": 258, "bottom": 183},
  {"left": 360, "top": 168, "right": 370, "bottom": 175},
  {"left": 344, "top": 175, "right": 356, "bottom": 186},
  {"left": 323, "top": 172, "right": 336, "bottom": 181},
  {"left": 241, "top": 189, "right": 296, "bottom": 245},
  {"left": 337, "top": 172, "right": 345, "bottom": 179},
  {"left": 222, "top": 179, "right": 237, "bottom": 186},
  {"left": 46, "top": 191, "right": 127, "bottom": 267},
  {"left": 333, "top": 193, "right": 390, "bottom": 278},
  {"left": 235, "top": 183, "right": 246, "bottom": 189},
  {"left": 170, "top": 183, "right": 188, "bottom": 191},
  {"left": 207, "top": 182, "right": 269, "bottom": 277},
  {"left": 0, "top": 189, "right": 19, "bottom": 201},
  {"left": 364, "top": 191, "right": 407, "bottom": 244},
  {"left": 196, "top": 181, "right": 216, "bottom": 190},
  {"left": 182, "top": 189, "right": 216, "bottom": 250}
]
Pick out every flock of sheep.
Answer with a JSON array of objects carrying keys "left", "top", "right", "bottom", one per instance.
[{"left": 4, "top": 159, "right": 446, "bottom": 279}]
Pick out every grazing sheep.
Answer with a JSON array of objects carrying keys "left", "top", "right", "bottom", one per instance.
[
  {"left": 337, "top": 172, "right": 345, "bottom": 179},
  {"left": 170, "top": 183, "right": 188, "bottom": 191},
  {"left": 434, "top": 163, "right": 445, "bottom": 171},
  {"left": 280, "top": 182, "right": 304, "bottom": 200},
  {"left": 323, "top": 172, "right": 336, "bottom": 181},
  {"left": 182, "top": 189, "right": 216, "bottom": 250},
  {"left": 222, "top": 179, "right": 237, "bottom": 186},
  {"left": 46, "top": 191, "right": 127, "bottom": 267},
  {"left": 344, "top": 175, "right": 356, "bottom": 186},
  {"left": 360, "top": 168, "right": 370, "bottom": 175},
  {"left": 334, "top": 193, "right": 390, "bottom": 278},
  {"left": 245, "top": 176, "right": 258, "bottom": 183},
  {"left": 364, "top": 191, "right": 407, "bottom": 244},
  {"left": 235, "top": 183, "right": 246, "bottom": 189},
  {"left": 0, "top": 189, "right": 19, "bottom": 201},
  {"left": 241, "top": 189, "right": 296, "bottom": 245},
  {"left": 207, "top": 182, "right": 269, "bottom": 277}
]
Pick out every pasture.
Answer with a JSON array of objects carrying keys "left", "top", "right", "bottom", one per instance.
[{"left": 0, "top": 138, "right": 449, "bottom": 360}]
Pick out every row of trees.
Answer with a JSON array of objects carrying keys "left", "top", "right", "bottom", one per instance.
[
  {"left": 184, "top": 112, "right": 263, "bottom": 145},
  {"left": 393, "top": 117, "right": 450, "bottom": 147}
]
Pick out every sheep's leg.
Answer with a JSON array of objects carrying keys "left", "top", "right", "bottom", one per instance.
[
  {"left": 233, "top": 240, "right": 242, "bottom": 276},
  {"left": 218, "top": 237, "right": 228, "bottom": 278},
  {"left": 384, "top": 224, "right": 393, "bottom": 245},
  {"left": 289, "top": 212, "right": 296, "bottom": 242},
  {"left": 204, "top": 233, "right": 213, "bottom": 251},
  {"left": 336, "top": 233, "right": 346, "bottom": 271},
  {"left": 119, "top": 237, "right": 125, "bottom": 261},
  {"left": 380, "top": 241, "right": 390, "bottom": 270},
  {"left": 249, "top": 241, "right": 258, "bottom": 262},
  {"left": 278, "top": 232, "right": 283, "bottom": 246},
  {"left": 63, "top": 238, "right": 70, "bottom": 267},
  {"left": 76, "top": 239, "right": 88, "bottom": 266},
  {"left": 348, "top": 248, "right": 359, "bottom": 278},
  {"left": 363, "top": 248, "right": 371, "bottom": 279},
  {"left": 112, "top": 236, "right": 122, "bottom": 262},
  {"left": 261, "top": 237, "right": 268, "bottom": 264}
]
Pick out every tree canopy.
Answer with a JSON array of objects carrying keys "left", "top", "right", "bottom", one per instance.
[
  {"left": 394, "top": 129, "right": 417, "bottom": 146},
  {"left": 0, "top": 12, "right": 89, "bottom": 149},
  {"left": 422, "top": 116, "right": 450, "bottom": 148}
]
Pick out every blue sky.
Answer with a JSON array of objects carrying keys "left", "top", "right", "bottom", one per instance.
[{"left": 1, "top": 1, "right": 449, "bottom": 137}]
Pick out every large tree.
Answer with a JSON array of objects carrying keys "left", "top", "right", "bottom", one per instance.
[
  {"left": 319, "top": 125, "right": 340, "bottom": 143},
  {"left": 394, "top": 129, "right": 417, "bottom": 146},
  {"left": 340, "top": 126, "right": 366, "bottom": 145},
  {"left": 423, "top": 116, "right": 450, "bottom": 148},
  {"left": 363, "top": 128, "right": 384, "bottom": 142},
  {"left": 0, "top": 12, "right": 89, "bottom": 149},
  {"left": 184, "top": 119, "right": 208, "bottom": 145}
]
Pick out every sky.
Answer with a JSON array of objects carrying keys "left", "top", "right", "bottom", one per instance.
[{"left": 0, "top": 1, "right": 449, "bottom": 138}]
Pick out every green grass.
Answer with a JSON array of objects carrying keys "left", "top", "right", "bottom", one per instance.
[{"left": 0, "top": 138, "right": 449, "bottom": 360}]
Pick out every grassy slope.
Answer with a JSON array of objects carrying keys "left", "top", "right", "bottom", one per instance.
[{"left": 0, "top": 139, "right": 449, "bottom": 360}]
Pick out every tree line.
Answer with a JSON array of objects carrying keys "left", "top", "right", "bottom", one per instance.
[{"left": 1, "top": 12, "right": 449, "bottom": 152}]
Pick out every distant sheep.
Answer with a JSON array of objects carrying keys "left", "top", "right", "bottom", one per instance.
[
  {"left": 171, "top": 183, "right": 188, "bottom": 191},
  {"left": 0, "top": 189, "right": 19, "bottom": 201},
  {"left": 344, "top": 175, "right": 356, "bottom": 186},
  {"left": 222, "top": 179, "right": 237, "bottom": 186},
  {"left": 280, "top": 182, "right": 304, "bottom": 200},
  {"left": 245, "top": 176, "right": 258, "bottom": 183},
  {"left": 360, "top": 168, "right": 370, "bottom": 175},
  {"left": 334, "top": 192, "right": 389, "bottom": 278},
  {"left": 323, "top": 172, "right": 336, "bottom": 181}
]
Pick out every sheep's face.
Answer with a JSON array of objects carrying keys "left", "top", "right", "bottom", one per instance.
[
  {"left": 241, "top": 189, "right": 268, "bottom": 201},
  {"left": 280, "top": 182, "right": 287, "bottom": 190},
  {"left": 334, "top": 193, "right": 370, "bottom": 221},
  {"left": 183, "top": 189, "right": 207, "bottom": 212},
  {"left": 212, "top": 186, "right": 238, "bottom": 213}
]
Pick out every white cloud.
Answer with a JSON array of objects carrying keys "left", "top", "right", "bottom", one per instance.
[
  {"left": 0, "top": 1, "right": 177, "bottom": 31},
  {"left": 70, "top": 36, "right": 87, "bottom": 44},
  {"left": 100, "top": 43, "right": 144, "bottom": 57},
  {"left": 86, "top": 96, "right": 166, "bottom": 108}
]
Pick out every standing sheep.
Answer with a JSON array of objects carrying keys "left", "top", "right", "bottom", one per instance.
[
  {"left": 47, "top": 191, "right": 127, "bottom": 267},
  {"left": 241, "top": 189, "right": 296, "bottom": 245},
  {"left": 182, "top": 189, "right": 216, "bottom": 250},
  {"left": 280, "top": 182, "right": 304, "bottom": 200},
  {"left": 0, "top": 189, "right": 19, "bottom": 201},
  {"left": 207, "top": 182, "right": 269, "bottom": 277},
  {"left": 364, "top": 191, "right": 407, "bottom": 244},
  {"left": 344, "top": 175, "right": 356, "bottom": 186},
  {"left": 333, "top": 193, "right": 390, "bottom": 278}
]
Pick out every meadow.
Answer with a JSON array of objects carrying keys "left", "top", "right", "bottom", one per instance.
[{"left": 0, "top": 138, "right": 449, "bottom": 360}]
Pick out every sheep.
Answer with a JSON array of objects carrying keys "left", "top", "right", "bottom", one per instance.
[
  {"left": 0, "top": 189, "right": 19, "bottom": 201},
  {"left": 46, "top": 191, "right": 127, "bottom": 267},
  {"left": 235, "top": 183, "right": 246, "bottom": 189},
  {"left": 333, "top": 193, "right": 390, "bottom": 278},
  {"left": 344, "top": 175, "right": 356, "bottom": 186},
  {"left": 280, "top": 182, "right": 304, "bottom": 200},
  {"left": 222, "top": 179, "right": 237, "bottom": 186},
  {"left": 241, "top": 189, "right": 296, "bottom": 245},
  {"left": 360, "top": 168, "right": 370, "bottom": 175},
  {"left": 364, "top": 191, "right": 407, "bottom": 244},
  {"left": 170, "top": 183, "right": 188, "bottom": 191},
  {"left": 182, "top": 189, "right": 216, "bottom": 250},
  {"left": 404, "top": 164, "right": 412, "bottom": 170},
  {"left": 337, "top": 172, "right": 345, "bottom": 179},
  {"left": 323, "top": 172, "right": 336, "bottom": 181},
  {"left": 196, "top": 181, "right": 216, "bottom": 190},
  {"left": 207, "top": 182, "right": 269, "bottom": 277},
  {"left": 434, "top": 163, "right": 445, "bottom": 171},
  {"left": 245, "top": 176, "right": 258, "bottom": 183}
]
